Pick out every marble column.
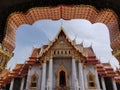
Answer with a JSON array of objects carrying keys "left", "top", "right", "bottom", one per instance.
[
  {"left": 95, "top": 67, "right": 101, "bottom": 89},
  {"left": 83, "top": 66, "right": 88, "bottom": 90},
  {"left": 20, "top": 77, "right": 25, "bottom": 90},
  {"left": 101, "top": 77, "right": 106, "bottom": 90},
  {"left": 112, "top": 78, "right": 117, "bottom": 90},
  {"left": 38, "top": 68, "right": 42, "bottom": 90},
  {"left": 41, "top": 62, "right": 47, "bottom": 90},
  {"left": 72, "top": 58, "right": 79, "bottom": 90},
  {"left": 26, "top": 66, "right": 31, "bottom": 90},
  {"left": 47, "top": 59, "right": 53, "bottom": 90},
  {"left": 10, "top": 78, "right": 14, "bottom": 90},
  {"left": 78, "top": 62, "right": 85, "bottom": 90}
]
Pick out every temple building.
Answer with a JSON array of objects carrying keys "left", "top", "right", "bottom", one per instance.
[
  {"left": 0, "top": 28, "right": 120, "bottom": 90},
  {"left": 0, "top": 0, "right": 120, "bottom": 90}
]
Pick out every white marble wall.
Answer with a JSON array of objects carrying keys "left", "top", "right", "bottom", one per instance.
[
  {"left": 24, "top": 59, "right": 101, "bottom": 90},
  {"left": 26, "top": 65, "right": 42, "bottom": 90}
]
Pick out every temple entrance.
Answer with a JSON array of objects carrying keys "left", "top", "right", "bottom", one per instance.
[
  {"left": 56, "top": 65, "right": 69, "bottom": 90},
  {"left": 60, "top": 71, "right": 66, "bottom": 87}
]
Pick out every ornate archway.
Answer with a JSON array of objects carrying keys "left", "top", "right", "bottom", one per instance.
[
  {"left": 56, "top": 65, "right": 69, "bottom": 90},
  {"left": 3, "top": 5, "right": 119, "bottom": 51}
]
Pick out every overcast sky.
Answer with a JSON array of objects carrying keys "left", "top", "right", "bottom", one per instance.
[{"left": 7, "top": 19, "right": 119, "bottom": 70}]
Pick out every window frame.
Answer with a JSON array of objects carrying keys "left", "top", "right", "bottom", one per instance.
[
  {"left": 30, "top": 73, "right": 38, "bottom": 89},
  {"left": 87, "top": 72, "right": 97, "bottom": 89}
]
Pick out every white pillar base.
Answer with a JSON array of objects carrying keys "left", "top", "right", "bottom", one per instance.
[
  {"left": 78, "top": 62, "right": 85, "bottom": 90},
  {"left": 112, "top": 78, "right": 117, "bottom": 90},
  {"left": 41, "top": 62, "right": 47, "bottom": 90},
  {"left": 26, "top": 66, "right": 31, "bottom": 90},
  {"left": 47, "top": 59, "right": 53, "bottom": 90},
  {"left": 95, "top": 69, "right": 101, "bottom": 89},
  {"left": 101, "top": 77, "right": 106, "bottom": 90},
  {"left": 10, "top": 78, "right": 14, "bottom": 90},
  {"left": 20, "top": 78, "right": 25, "bottom": 90},
  {"left": 72, "top": 59, "right": 79, "bottom": 90}
]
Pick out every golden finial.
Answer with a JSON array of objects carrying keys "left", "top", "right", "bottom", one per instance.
[{"left": 60, "top": 19, "right": 64, "bottom": 30}]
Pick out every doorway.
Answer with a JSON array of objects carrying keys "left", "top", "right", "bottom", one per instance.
[
  {"left": 56, "top": 65, "right": 69, "bottom": 90},
  {"left": 60, "top": 70, "right": 66, "bottom": 87}
]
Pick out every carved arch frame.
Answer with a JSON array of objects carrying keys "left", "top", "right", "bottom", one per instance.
[
  {"left": 30, "top": 72, "right": 39, "bottom": 89},
  {"left": 87, "top": 71, "right": 97, "bottom": 89},
  {"left": 56, "top": 65, "right": 69, "bottom": 88}
]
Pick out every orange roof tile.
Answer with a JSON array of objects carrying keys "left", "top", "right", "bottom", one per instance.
[{"left": 3, "top": 5, "right": 119, "bottom": 51}]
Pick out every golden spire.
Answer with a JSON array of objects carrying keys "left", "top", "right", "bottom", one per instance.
[{"left": 60, "top": 19, "right": 64, "bottom": 30}]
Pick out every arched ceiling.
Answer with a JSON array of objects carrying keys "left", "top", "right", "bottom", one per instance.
[{"left": 0, "top": 0, "right": 120, "bottom": 51}]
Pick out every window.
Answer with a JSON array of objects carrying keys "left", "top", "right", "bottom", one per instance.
[
  {"left": 68, "top": 50, "right": 70, "bottom": 54},
  {"left": 54, "top": 51, "right": 56, "bottom": 55},
  {"left": 30, "top": 73, "right": 38, "bottom": 88},
  {"left": 87, "top": 72, "right": 96, "bottom": 89}
]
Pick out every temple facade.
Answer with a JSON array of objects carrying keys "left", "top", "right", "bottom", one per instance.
[
  {"left": 0, "top": 4, "right": 120, "bottom": 90},
  {"left": 0, "top": 29, "right": 120, "bottom": 90}
]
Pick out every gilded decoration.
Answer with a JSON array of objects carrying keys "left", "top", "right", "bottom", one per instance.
[
  {"left": 0, "top": 44, "right": 13, "bottom": 72},
  {"left": 30, "top": 72, "right": 38, "bottom": 89},
  {"left": 39, "top": 29, "right": 84, "bottom": 65},
  {"left": 87, "top": 71, "right": 97, "bottom": 89},
  {"left": 113, "top": 49, "right": 120, "bottom": 63}
]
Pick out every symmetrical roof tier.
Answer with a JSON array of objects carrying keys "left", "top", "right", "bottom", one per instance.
[
  {"left": 1, "top": 45, "right": 120, "bottom": 88},
  {"left": 1, "top": 29, "right": 120, "bottom": 87}
]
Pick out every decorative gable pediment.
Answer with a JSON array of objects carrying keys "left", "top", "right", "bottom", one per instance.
[{"left": 39, "top": 29, "right": 86, "bottom": 62}]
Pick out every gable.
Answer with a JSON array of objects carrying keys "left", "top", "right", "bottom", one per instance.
[{"left": 38, "top": 29, "right": 86, "bottom": 62}]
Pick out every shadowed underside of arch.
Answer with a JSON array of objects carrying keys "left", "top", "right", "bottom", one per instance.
[{"left": 2, "top": 5, "right": 119, "bottom": 51}]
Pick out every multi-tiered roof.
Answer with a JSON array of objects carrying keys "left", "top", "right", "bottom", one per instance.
[{"left": 0, "top": 29, "right": 120, "bottom": 88}]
